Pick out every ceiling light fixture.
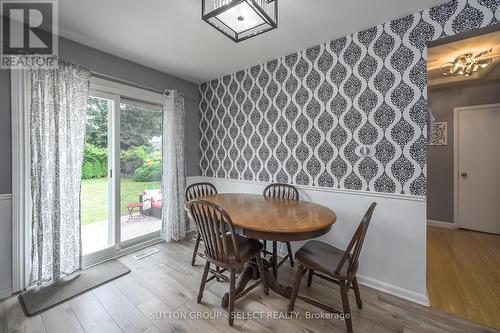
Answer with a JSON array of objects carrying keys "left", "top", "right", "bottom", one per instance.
[
  {"left": 202, "top": 0, "right": 278, "bottom": 43},
  {"left": 440, "top": 49, "right": 494, "bottom": 77}
]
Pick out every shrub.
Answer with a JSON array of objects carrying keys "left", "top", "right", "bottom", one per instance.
[
  {"left": 82, "top": 143, "right": 161, "bottom": 181},
  {"left": 132, "top": 150, "right": 162, "bottom": 182},
  {"left": 132, "top": 165, "right": 161, "bottom": 182},
  {"left": 82, "top": 143, "right": 108, "bottom": 179},
  {"left": 120, "top": 146, "right": 148, "bottom": 176},
  {"left": 82, "top": 160, "right": 94, "bottom": 179},
  {"left": 92, "top": 160, "right": 106, "bottom": 178}
]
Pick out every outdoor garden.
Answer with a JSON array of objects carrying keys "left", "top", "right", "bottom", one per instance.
[{"left": 81, "top": 97, "right": 162, "bottom": 225}]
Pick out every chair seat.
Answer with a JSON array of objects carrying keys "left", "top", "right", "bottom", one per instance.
[
  {"left": 205, "top": 234, "right": 263, "bottom": 266},
  {"left": 295, "top": 240, "right": 351, "bottom": 279}
]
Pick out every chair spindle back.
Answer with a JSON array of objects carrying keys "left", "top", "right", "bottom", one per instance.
[
  {"left": 188, "top": 200, "right": 242, "bottom": 264},
  {"left": 263, "top": 183, "right": 299, "bottom": 201},
  {"left": 185, "top": 182, "right": 218, "bottom": 202},
  {"left": 335, "top": 202, "right": 377, "bottom": 277}
]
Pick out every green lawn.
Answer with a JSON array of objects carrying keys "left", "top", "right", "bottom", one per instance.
[{"left": 81, "top": 177, "right": 161, "bottom": 225}]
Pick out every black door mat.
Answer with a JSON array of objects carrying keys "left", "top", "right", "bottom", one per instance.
[{"left": 19, "top": 260, "right": 130, "bottom": 317}]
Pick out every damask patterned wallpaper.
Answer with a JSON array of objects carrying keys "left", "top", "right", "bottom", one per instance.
[{"left": 199, "top": 0, "right": 499, "bottom": 196}]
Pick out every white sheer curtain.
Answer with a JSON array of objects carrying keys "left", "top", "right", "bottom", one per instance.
[
  {"left": 161, "top": 91, "right": 187, "bottom": 241},
  {"left": 30, "top": 60, "right": 91, "bottom": 284}
]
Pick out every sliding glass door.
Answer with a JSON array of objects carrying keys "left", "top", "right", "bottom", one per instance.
[
  {"left": 119, "top": 99, "right": 162, "bottom": 244},
  {"left": 81, "top": 87, "right": 163, "bottom": 264}
]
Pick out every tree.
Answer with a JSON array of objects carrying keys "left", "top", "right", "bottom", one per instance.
[
  {"left": 120, "top": 103, "right": 162, "bottom": 150},
  {"left": 84, "top": 98, "right": 162, "bottom": 150},
  {"left": 85, "top": 97, "right": 108, "bottom": 148}
]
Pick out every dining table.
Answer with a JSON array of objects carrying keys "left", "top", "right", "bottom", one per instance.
[{"left": 192, "top": 192, "right": 337, "bottom": 308}]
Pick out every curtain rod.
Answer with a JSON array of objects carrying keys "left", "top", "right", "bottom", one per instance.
[{"left": 90, "top": 71, "right": 198, "bottom": 101}]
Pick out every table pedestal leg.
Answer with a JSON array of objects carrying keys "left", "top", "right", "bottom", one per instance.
[{"left": 221, "top": 258, "right": 293, "bottom": 308}]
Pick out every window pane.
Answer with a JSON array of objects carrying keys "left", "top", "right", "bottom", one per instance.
[
  {"left": 119, "top": 100, "right": 163, "bottom": 242},
  {"left": 81, "top": 96, "right": 112, "bottom": 255}
]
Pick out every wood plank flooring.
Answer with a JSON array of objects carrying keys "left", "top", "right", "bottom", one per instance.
[
  {"left": 1, "top": 238, "right": 499, "bottom": 333},
  {"left": 427, "top": 226, "right": 500, "bottom": 329}
]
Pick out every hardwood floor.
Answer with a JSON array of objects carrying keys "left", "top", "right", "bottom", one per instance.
[
  {"left": 427, "top": 226, "right": 500, "bottom": 330},
  {"left": 1, "top": 238, "right": 499, "bottom": 333}
]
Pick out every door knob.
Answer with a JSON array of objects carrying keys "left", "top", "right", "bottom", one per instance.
[{"left": 461, "top": 172, "right": 468, "bottom": 177}]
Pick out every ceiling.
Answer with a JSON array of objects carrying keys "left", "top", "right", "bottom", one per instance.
[
  {"left": 58, "top": 0, "right": 447, "bottom": 84},
  {"left": 428, "top": 30, "right": 500, "bottom": 87}
]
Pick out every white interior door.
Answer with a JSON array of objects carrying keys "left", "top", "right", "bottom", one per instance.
[{"left": 456, "top": 104, "right": 500, "bottom": 234}]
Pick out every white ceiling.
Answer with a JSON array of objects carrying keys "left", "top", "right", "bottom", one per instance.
[{"left": 58, "top": 0, "right": 446, "bottom": 83}]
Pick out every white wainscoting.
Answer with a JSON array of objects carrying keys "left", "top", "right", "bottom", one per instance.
[
  {"left": 0, "top": 194, "right": 12, "bottom": 299},
  {"left": 187, "top": 176, "right": 429, "bottom": 306}
]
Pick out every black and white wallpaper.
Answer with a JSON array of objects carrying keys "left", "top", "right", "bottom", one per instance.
[{"left": 199, "top": 0, "right": 499, "bottom": 196}]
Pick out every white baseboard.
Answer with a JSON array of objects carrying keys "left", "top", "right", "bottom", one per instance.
[
  {"left": 275, "top": 244, "right": 430, "bottom": 307},
  {"left": 356, "top": 274, "right": 430, "bottom": 307},
  {"left": 0, "top": 287, "right": 11, "bottom": 300},
  {"left": 427, "top": 220, "right": 455, "bottom": 229}
]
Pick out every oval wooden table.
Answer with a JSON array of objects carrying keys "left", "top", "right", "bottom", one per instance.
[{"left": 194, "top": 193, "right": 337, "bottom": 308}]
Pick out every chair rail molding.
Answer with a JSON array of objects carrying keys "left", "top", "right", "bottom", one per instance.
[
  {"left": 11, "top": 69, "right": 32, "bottom": 293},
  {"left": 188, "top": 176, "right": 425, "bottom": 202},
  {"left": 187, "top": 176, "right": 430, "bottom": 306}
]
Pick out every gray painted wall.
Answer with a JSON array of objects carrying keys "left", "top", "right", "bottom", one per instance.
[
  {"left": 427, "top": 80, "right": 500, "bottom": 223},
  {"left": 0, "top": 70, "right": 11, "bottom": 194},
  {"left": 0, "top": 36, "right": 201, "bottom": 296}
]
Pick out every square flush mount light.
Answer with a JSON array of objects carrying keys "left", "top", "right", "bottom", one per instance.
[{"left": 202, "top": 0, "right": 278, "bottom": 42}]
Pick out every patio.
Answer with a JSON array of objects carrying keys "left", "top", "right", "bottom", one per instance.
[{"left": 82, "top": 215, "right": 162, "bottom": 255}]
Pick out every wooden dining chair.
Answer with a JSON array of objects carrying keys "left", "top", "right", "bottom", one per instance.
[
  {"left": 288, "top": 202, "right": 377, "bottom": 333},
  {"left": 263, "top": 183, "right": 298, "bottom": 276},
  {"left": 188, "top": 199, "right": 269, "bottom": 326},
  {"left": 185, "top": 182, "right": 218, "bottom": 266}
]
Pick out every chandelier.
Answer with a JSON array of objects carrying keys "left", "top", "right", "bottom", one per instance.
[
  {"left": 202, "top": 0, "right": 278, "bottom": 42},
  {"left": 440, "top": 49, "right": 494, "bottom": 77}
]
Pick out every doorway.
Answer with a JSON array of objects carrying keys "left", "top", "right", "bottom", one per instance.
[
  {"left": 81, "top": 79, "right": 164, "bottom": 264},
  {"left": 426, "top": 29, "right": 500, "bottom": 329}
]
